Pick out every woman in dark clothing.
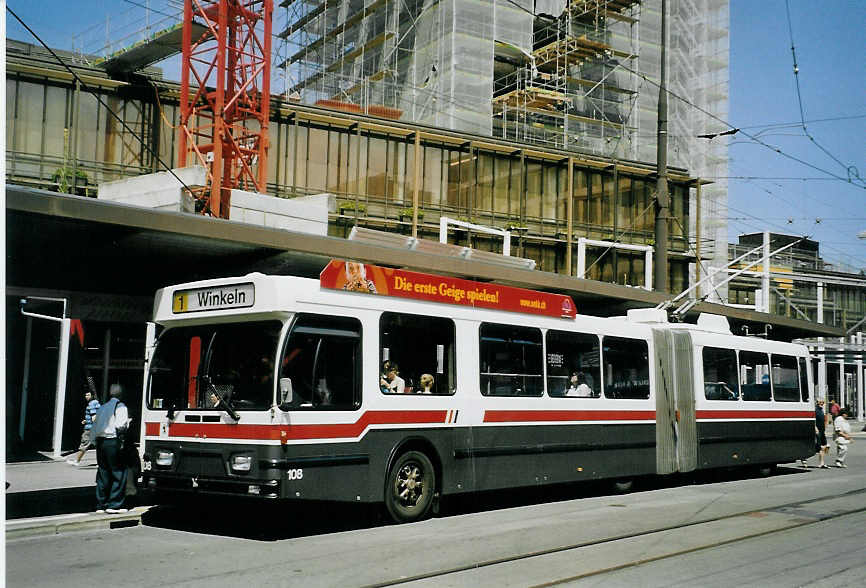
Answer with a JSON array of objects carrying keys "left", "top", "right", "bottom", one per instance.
[{"left": 803, "top": 399, "right": 829, "bottom": 468}]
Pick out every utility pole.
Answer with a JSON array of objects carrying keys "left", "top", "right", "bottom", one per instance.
[{"left": 654, "top": 0, "right": 669, "bottom": 293}]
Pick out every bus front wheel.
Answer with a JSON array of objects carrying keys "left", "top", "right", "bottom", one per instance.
[{"left": 385, "top": 450, "right": 435, "bottom": 523}]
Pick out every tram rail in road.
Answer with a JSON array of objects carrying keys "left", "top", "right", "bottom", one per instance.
[{"left": 363, "top": 488, "right": 866, "bottom": 587}]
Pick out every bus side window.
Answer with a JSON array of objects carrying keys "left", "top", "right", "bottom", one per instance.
[
  {"left": 798, "top": 357, "right": 810, "bottom": 402},
  {"left": 702, "top": 346, "right": 739, "bottom": 401},
  {"left": 546, "top": 330, "right": 601, "bottom": 398},
  {"left": 280, "top": 314, "right": 362, "bottom": 410},
  {"left": 740, "top": 350, "right": 771, "bottom": 401},
  {"left": 479, "top": 323, "right": 543, "bottom": 397},
  {"left": 602, "top": 337, "right": 650, "bottom": 400},
  {"left": 771, "top": 354, "right": 800, "bottom": 402},
  {"left": 379, "top": 312, "right": 456, "bottom": 395}
]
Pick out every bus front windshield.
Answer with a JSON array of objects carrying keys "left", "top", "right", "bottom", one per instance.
[{"left": 148, "top": 321, "right": 283, "bottom": 412}]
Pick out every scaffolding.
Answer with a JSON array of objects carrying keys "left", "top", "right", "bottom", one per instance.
[{"left": 491, "top": 1, "right": 640, "bottom": 156}]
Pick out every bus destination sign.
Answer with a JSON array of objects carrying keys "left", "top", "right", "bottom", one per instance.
[
  {"left": 172, "top": 283, "right": 255, "bottom": 314},
  {"left": 320, "top": 260, "right": 576, "bottom": 319}
]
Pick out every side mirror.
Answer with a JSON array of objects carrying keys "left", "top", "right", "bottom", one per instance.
[{"left": 278, "top": 377, "right": 293, "bottom": 411}]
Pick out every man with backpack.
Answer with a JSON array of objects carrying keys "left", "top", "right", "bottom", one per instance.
[{"left": 90, "top": 384, "right": 131, "bottom": 514}]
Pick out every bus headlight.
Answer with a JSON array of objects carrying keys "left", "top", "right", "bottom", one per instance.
[
  {"left": 231, "top": 455, "right": 252, "bottom": 472},
  {"left": 155, "top": 450, "right": 174, "bottom": 467}
]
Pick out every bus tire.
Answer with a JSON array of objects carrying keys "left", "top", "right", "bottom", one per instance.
[{"left": 385, "top": 450, "right": 435, "bottom": 523}]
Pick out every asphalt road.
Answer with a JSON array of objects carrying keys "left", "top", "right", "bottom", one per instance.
[{"left": 7, "top": 442, "right": 866, "bottom": 587}]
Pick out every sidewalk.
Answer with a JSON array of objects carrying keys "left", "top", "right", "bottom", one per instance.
[{"left": 5, "top": 449, "right": 153, "bottom": 539}]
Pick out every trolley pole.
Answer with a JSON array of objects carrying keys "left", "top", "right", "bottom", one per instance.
[{"left": 654, "top": 0, "right": 670, "bottom": 293}]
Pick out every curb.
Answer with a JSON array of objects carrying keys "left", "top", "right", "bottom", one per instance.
[{"left": 6, "top": 506, "right": 152, "bottom": 540}]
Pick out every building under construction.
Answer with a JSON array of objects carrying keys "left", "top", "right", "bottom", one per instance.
[{"left": 280, "top": 0, "right": 731, "bottom": 273}]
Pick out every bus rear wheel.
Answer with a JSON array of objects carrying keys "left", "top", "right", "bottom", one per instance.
[{"left": 385, "top": 450, "right": 435, "bottom": 523}]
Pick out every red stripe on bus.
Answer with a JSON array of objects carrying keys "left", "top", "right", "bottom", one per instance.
[
  {"left": 695, "top": 410, "right": 813, "bottom": 420},
  {"left": 145, "top": 422, "right": 160, "bottom": 436},
  {"left": 144, "top": 410, "right": 448, "bottom": 441},
  {"left": 483, "top": 410, "right": 656, "bottom": 423}
]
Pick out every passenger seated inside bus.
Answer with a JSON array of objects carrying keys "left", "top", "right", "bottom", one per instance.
[
  {"left": 418, "top": 373, "right": 434, "bottom": 394},
  {"left": 565, "top": 372, "right": 593, "bottom": 397},
  {"left": 379, "top": 360, "right": 392, "bottom": 393},
  {"left": 380, "top": 362, "right": 406, "bottom": 394}
]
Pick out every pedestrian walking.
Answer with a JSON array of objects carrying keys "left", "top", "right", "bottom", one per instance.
[
  {"left": 802, "top": 399, "right": 830, "bottom": 469},
  {"left": 90, "top": 383, "right": 131, "bottom": 513},
  {"left": 66, "top": 389, "right": 100, "bottom": 466},
  {"left": 833, "top": 408, "right": 853, "bottom": 468},
  {"left": 829, "top": 399, "right": 840, "bottom": 419}
]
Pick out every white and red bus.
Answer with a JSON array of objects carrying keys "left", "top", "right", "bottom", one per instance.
[{"left": 140, "top": 260, "right": 814, "bottom": 522}]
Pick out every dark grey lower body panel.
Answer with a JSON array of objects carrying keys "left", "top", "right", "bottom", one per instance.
[
  {"left": 144, "top": 420, "right": 815, "bottom": 505},
  {"left": 696, "top": 420, "right": 814, "bottom": 469},
  {"left": 143, "top": 423, "right": 658, "bottom": 504}
]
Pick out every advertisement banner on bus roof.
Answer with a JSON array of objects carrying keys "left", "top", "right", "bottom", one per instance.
[{"left": 320, "top": 259, "right": 576, "bottom": 319}]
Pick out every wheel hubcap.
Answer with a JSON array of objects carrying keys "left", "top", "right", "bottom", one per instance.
[{"left": 396, "top": 463, "right": 424, "bottom": 507}]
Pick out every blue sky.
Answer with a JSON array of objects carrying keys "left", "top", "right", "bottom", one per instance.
[
  {"left": 728, "top": 1, "right": 865, "bottom": 272},
  {"left": 6, "top": 1, "right": 865, "bottom": 271}
]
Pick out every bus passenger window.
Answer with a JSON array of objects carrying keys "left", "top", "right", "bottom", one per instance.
[
  {"left": 546, "top": 330, "right": 600, "bottom": 398},
  {"left": 379, "top": 313, "right": 456, "bottom": 395},
  {"left": 480, "top": 324, "right": 543, "bottom": 397},
  {"left": 771, "top": 354, "right": 800, "bottom": 402},
  {"left": 702, "top": 347, "right": 739, "bottom": 401},
  {"left": 798, "top": 357, "right": 810, "bottom": 402},
  {"left": 740, "top": 350, "right": 771, "bottom": 401},
  {"left": 279, "top": 314, "right": 361, "bottom": 410},
  {"left": 602, "top": 337, "right": 650, "bottom": 399}
]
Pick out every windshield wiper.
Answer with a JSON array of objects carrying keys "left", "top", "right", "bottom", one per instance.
[{"left": 203, "top": 375, "right": 240, "bottom": 421}]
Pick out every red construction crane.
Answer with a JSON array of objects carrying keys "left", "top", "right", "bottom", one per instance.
[{"left": 178, "top": 0, "right": 272, "bottom": 218}]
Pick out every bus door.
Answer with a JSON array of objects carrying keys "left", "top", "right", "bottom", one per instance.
[{"left": 652, "top": 329, "right": 697, "bottom": 474}]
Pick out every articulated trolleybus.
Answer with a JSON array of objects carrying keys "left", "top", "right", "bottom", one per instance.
[{"left": 141, "top": 260, "right": 814, "bottom": 523}]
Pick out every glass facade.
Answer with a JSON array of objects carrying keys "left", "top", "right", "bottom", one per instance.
[{"left": 6, "top": 55, "right": 694, "bottom": 291}]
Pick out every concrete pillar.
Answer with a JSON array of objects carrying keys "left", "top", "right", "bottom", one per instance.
[
  {"left": 856, "top": 333, "right": 863, "bottom": 421},
  {"left": 818, "top": 337, "right": 827, "bottom": 400},
  {"left": 762, "top": 231, "right": 771, "bottom": 313},
  {"left": 19, "top": 317, "right": 33, "bottom": 441},
  {"left": 817, "top": 282, "right": 824, "bottom": 324},
  {"left": 577, "top": 238, "right": 587, "bottom": 279},
  {"left": 52, "top": 318, "right": 72, "bottom": 459},
  {"left": 839, "top": 358, "right": 846, "bottom": 407}
]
